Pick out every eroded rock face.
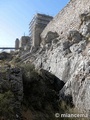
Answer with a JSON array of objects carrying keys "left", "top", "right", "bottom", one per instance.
[
  {"left": 80, "top": 12, "right": 90, "bottom": 23},
  {"left": 67, "top": 30, "right": 82, "bottom": 43},
  {"left": 80, "top": 12, "right": 90, "bottom": 39},
  {"left": 70, "top": 40, "right": 86, "bottom": 53},
  {"left": 44, "top": 31, "right": 59, "bottom": 44},
  {"left": 21, "top": 11, "right": 90, "bottom": 114},
  {"left": 59, "top": 58, "right": 90, "bottom": 113},
  {"left": 18, "top": 1, "right": 90, "bottom": 116}
]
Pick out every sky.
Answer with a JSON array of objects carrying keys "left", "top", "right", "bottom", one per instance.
[{"left": 0, "top": 0, "right": 69, "bottom": 47}]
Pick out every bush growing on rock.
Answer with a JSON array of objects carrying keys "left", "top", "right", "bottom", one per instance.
[
  {"left": 21, "top": 63, "right": 39, "bottom": 82},
  {"left": 0, "top": 91, "right": 14, "bottom": 119}
]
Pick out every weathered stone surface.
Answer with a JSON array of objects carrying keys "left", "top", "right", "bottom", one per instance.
[
  {"left": 81, "top": 23, "right": 90, "bottom": 37},
  {"left": 25, "top": 28, "right": 90, "bottom": 114},
  {"left": 80, "top": 12, "right": 90, "bottom": 22},
  {"left": 41, "top": 0, "right": 90, "bottom": 39},
  {"left": 80, "top": 22, "right": 90, "bottom": 38},
  {"left": 70, "top": 40, "right": 86, "bottom": 53},
  {"left": 79, "top": 12, "right": 90, "bottom": 41},
  {"left": 59, "top": 58, "right": 90, "bottom": 113},
  {"left": 67, "top": 30, "right": 82, "bottom": 43},
  {"left": 52, "top": 38, "right": 59, "bottom": 44},
  {"left": 60, "top": 39, "right": 70, "bottom": 51},
  {"left": 19, "top": 0, "right": 90, "bottom": 116},
  {"left": 44, "top": 31, "right": 59, "bottom": 44}
]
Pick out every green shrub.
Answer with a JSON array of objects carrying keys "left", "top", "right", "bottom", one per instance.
[
  {"left": 13, "top": 56, "right": 21, "bottom": 63},
  {"left": 0, "top": 91, "right": 14, "bottom": 119},
  {"left": 21, "top": 63, "right": 39, "bottom": 82}
]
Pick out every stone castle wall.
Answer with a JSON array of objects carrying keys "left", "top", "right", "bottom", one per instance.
[{"left": 41, "top": 0, "right": 90, "bottom": 39}]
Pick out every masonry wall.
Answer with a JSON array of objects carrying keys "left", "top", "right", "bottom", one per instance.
[
  {"left": 32, "top": 24, "right": 46, "bottom": 47},
  {"left": 19, "top": 36, "right": 30, "bottom": 48},
  {"left": 29, "top": 13, "right": 53, "bottom": 47},
  {"left": 41, "top": 0, "right": 90, "bottom": 39},
  {"left": 15, "top": 38, "right": 19, "bottom": 50}
]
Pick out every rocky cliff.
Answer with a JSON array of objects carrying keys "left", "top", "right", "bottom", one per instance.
[
  {"left": 20, "top": 0, "right": 90, "bottom": 116},
  {"left": 37, "top": 16, "right": 90, "bottom": 114},
  {"left": 1, "top": 0, "right": 90, "bottom": 119}
]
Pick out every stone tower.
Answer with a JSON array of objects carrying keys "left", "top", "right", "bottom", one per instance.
[
  {"left": 19, "top": 36, "right": 31, "bottom": 50},
  {"left": 29, "top": 13, "right": 53, "bottom": 47},
  {"left": 15, "top": 38, "right": 19, "bottom": 50}
]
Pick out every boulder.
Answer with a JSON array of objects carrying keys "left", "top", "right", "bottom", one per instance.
[
  {"left": 68, "top": 30, "right": 82, "bottom": 43},
  {"left": 44, "top": 31, "right": 59, "bottom": 44},
  {"left": 52, "top": 38, "right": 59, "bottom": 44},
  {"left": 60, "top": 39, "right": 70, "bottom": 51},
  {"left": 79, "top": 12, "right": 90, "bottom": 39},
  {"left": 70, "top": 40, "right": 86, "bottom": 53},
  {"left": 80, "top": 12, "right": 90, "bottom": 22},
  {"left": 40, "top": 69, "right": 65, "bottom": 91},
  {"left": 80, "top": 22, "right": 90, "bottom": 38}
]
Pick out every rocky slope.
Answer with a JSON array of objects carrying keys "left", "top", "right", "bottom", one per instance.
[
  {"left": 1, "top": 0, "right": 90, "bottom": 119},
  {"left": 20, "top": 0, "right": 90, "bottom": 116},
  {"left": 34, "top": 12, "right": 90, "bottom": 114},
  {"left": 0, "top": 53, "right": 66, "bottom": 120}
]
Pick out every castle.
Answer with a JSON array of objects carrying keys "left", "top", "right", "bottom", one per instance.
[{"left": 15, "top": 13, "right": 53, "bottom": 51}]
